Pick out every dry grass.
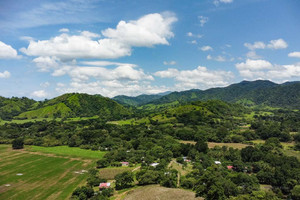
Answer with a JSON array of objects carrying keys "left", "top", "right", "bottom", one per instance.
[
  {"left": 99, "top": 167, "right": 135, "bottom": 180},
  {"left": 179, "top": 140, "right": 249, "bottom": 150},
  {"left": 123, "top": 185, "right": 202, "bottom": 200}
]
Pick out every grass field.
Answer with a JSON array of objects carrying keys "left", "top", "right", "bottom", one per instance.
[
  {"left": 122, "top": 185, "right": 202, "bottom": 200},
  {"left": 99, "top": 167, "right": 135, "bottom": 180},
  {"left": 0, "top": 144, "right": 94, "bottom": 200},
  {"left": 27, "top": 146, "right": 106, "bottom": 159}
]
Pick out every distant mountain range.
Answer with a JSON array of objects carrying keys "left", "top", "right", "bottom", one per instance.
[
  {"left": 0, "top": 80, "right": 299, "bottom": 121},
  {"left": 113, "top": 80, "right": 300, "bottom": 109}
]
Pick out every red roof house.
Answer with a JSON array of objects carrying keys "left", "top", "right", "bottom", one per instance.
[
  {"left": 99, "top": 183, "right": 111, "bottom": 190},
  {"left": 227, "top": 165, "right": 233, "bottom": 170}
]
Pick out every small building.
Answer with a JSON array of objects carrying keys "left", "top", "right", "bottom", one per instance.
[
  {"left": 214, "top": 161, "right": 221, "bottom": 165},
  {"left": 121, "top": 162, "right": 129, "bottom": 166},
  {"left": 99, "top": 183, "right": 111, "bottom": 190},
  {"left": 182, "top": 157, "right": 191, "bottom": 162},
  {"left": 150, "top": 162, "right": 159, "bottom": 167},
  {"left": 227, "top": 165, "right": 233, "bottom": 170}
]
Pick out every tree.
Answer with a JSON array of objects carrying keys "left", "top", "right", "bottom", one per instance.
[
  {"left": 115, "top": 171, "right": 134, "bottom": 190},
  {"left": 292, "top": 185, "right": 300, "bottom": 200},
  {"left": 195, "top": 138, "right": 208, "bottom": 153},
  {"left": 12, "top": 138, "right": 24, "bottom": 149}
]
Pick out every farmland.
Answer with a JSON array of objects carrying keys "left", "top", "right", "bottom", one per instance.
[{"left": 0, "top": 145, "right": 100, "bottom": 200}]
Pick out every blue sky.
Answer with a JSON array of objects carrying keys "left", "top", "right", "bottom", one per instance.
[{"left": 0, "top": 0, "right": 300, "bottom": 99}]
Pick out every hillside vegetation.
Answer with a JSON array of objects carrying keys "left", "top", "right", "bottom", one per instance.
[
  {"left": 16, "top": 93, "right": 131, "bottom": 120},
  {"left": 116, "top": 80, "right": 300, "bottom": 109}
]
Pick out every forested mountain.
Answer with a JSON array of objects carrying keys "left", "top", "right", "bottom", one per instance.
[
  {"left": 145, "top": 80, "right": 300, "bottom": 108},
  {"left": 0, "top": 96, "right": 36, "bottom": 120},
  {"left": 16, "top": 93, "right": 131, "bottom": 120},
  {"left": 113, "top": 91, "right": 171, "bottom": 106}
]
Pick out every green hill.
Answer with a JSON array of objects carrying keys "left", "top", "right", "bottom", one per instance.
[
  {"left": 0, "top": 96, "right": 36, "bottom": 120},
  {"left": 145, "top": 80, "right": 300, "bottom": 109},
  {"left": 16, "top": 93, "right": 131, "bottom": 120},
  {"left": 113, "top": 92, "right": 171, "bottom": 106}
]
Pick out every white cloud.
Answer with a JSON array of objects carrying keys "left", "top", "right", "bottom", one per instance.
[
  {"left": 80, "top": 31, "right": 100, "bottom": 38},
  {"left": 235, "top": 59, "right": 300, "bottom": 81},
  {"left": 244, "top": 39, "right": 288, "bottom": 50},
  {"left": 20, "top": 13, "right": 177, "bottom": 61},
  {"left": 56, "top": 80, "right": 169, "bottom": 98},
  {"left": 267, "top": 39, "right": 288, "bottom": 49},
  {"left": 40, "top": 82, "right": 50, "bottom": 88},
  {"left": 59, "top": 28, "right": 69, "bottom": 32},
  {"left": 0, "top": 71, "right": 11, "bottom": 78},
  {"left": 207, "top": 54, "right": 227, "bottom": 62},
  {"left": 0, "top": 41, "right": 19, "bottom": 59},
  {"left": 198, "top": 16, "right": 208, "bottom": 27},
  {"left": 31, "top": 90, "right": 48, "bottom": 98},
  {"left": 214, "top": 0, "right": 233, "bottom": 6},
  {"left": 200, "top": 46, "right": 213, "bottom": 51},
  {"left": 187, "top": 32, "right": 193, "bottom": 37},
  {"left": 163, "top": 61, "right": 176, "bottom": 65},
  {"left": 154, "top": 66, "right": 234, "bottom": 90},
  {"left": 186, "top": 32, "right": 202, "bottom": 38},
  {"left": 288, "top": 52, "right": 300, "bottom": 58},
  {"left": 246, "top": 51, "right": 261, "bottom": 59},
  {"left": 32, "top": 56, "right": 60, "bottom": 72},
  {"left": 190, "top": 40, "right": 197, "bottom": 44},
  {"left": 244, "top": 41, "right": 266, "bottom": 51}
]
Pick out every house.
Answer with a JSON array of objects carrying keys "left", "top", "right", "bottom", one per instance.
[
  {"left": 214, "top": 161, "right": 221, "bottom": 165},
  {"left": 227, "top": 165, "right": 233, "bottom": 170},
  {"left": 99, "top": 183, "right": 111, "bottom": 190},
  {"left": 182, "top": 157, "right": 191, "bottom": 162},
  {"left": 150, "top": 162, "right": 159, "bottom": 167},
  {"left": 120, "top": 162, "right": 129, "bottom": 166}
]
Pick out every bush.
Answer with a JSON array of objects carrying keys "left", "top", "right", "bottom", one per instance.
[{"left": 12, "top": 138, "right": 24, "bottom": 149}]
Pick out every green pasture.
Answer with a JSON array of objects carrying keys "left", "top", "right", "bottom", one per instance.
[
  {"left": 27, "top": 145, "right": 106, "bottom": 159},
  {"left": 0, "top": 145, "right": 93, "bottom": 200}
]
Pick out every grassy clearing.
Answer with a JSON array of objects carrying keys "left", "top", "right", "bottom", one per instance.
[
  {"left": 179, "top": 140, "right": 250, "bottom": 150},
  {"left": 0, "top": 118, "right": 61, "bottom": 125},
  {"left": 27, "top": 145, "right": 106, "bottom": 160},
  {"left": 169, "top": 160, "right": 193, "bottom": 176},
  {"left": 99, "top": 167, "right": 135, "bottom": 180},
  {"left": 0, "top": 144, "right": 92, "bottom": 200},
  {"left": 122, "top": 185, "right": 202, "bottom": 200}
]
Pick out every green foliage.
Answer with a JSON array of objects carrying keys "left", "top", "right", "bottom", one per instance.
[
  {"left": 115, "top": 171, "right": 134, "bottom": 190},
  {"left": 13, "top": 93, "right": 131, "bottom": 120},
  {"left": 12, "top": 137, "right": 24, "bottom": 149}
]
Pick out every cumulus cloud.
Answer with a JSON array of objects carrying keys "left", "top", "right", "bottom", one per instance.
[
  {"left": 244, "top": 39, "right": 288, "bottom": 50},
  {"left": 163, "top": 61, "right": 176, "bottom": 65},
  {"left": 0, "top": 71, "right": 11, "bottom": 78},
  {"left": 186, "top": 32, "right": 202, "bottom": 38},
  {"left": 288, "top": 52, "right": 300, "bottom": 58},
  {"left": 235, "top": 59, "right": 300, "bottom": 81},
  {"left": 20, "top": 13, "right": 177, "bottom": 61},
  {"left": 56, "top": 80, "right": 168, "bottom": 98},
  {"left": 198, "top": 16, "right": 209, "bottom": 27},
  {"left": 154, "top": 66, "right": 234, "bottom": 90},
  {"left": 207, "top": 54, "right": 227, "bottom": 62},
  {"left": 59, "top": 28, "right": 69, "bottom": 32},
  {"left": 214, "top": 0, "right": 233, "bottom": 6},
  {"left": 200, "top": 46, "right": 213, "bottom": 51},
  {"left": 246, "top": 51, "right": 261, "bottom": 59},
  {"left": 32, "top": 56, "right": 60, "bottom": 72},
  {"left": 31, "top": 90, "right": 48, "bottom": 98},
  {"left": 267, "top": 39, "right": 288, "bottom": 49},
  {"left": 0, "top": 41, "right": 19, "bottom": 59}
]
